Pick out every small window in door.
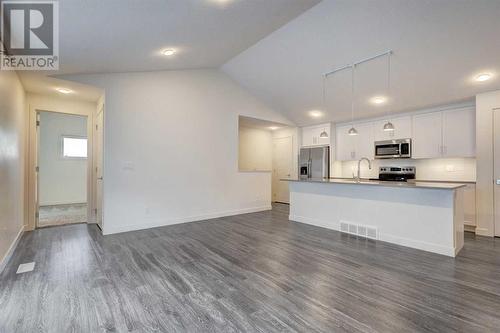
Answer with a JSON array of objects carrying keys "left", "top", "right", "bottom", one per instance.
[{"left": 62, "top": 136, "right": 87, "bottom": 159}]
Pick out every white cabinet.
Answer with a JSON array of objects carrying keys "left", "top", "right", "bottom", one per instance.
[
  {"left": 301, "top": 127, "right": 314, "bottom": 147},
  {"left": 413, "top": 108, "right": 476, "bottom": 159},
  {"left": 373, "top": 116, "right": 412, "bottom": 141},
  {"left": 336, "top": 124, "right": 355, "bottom": 161},
  {"left": 354, "top": 122, "right": 374, "bottom": 160},
  {"left": 412, "top": 112, "right": 443, "bottom": 159},
  {"left": 335, "top": 107, "right": 475, "bottom": 161},
  {"left": 335, "top": 123, "right": 374, "bottom": 161},
  {"left": 463, "top": 184, "right": 476, "bottom": 227},
  {"left": 301, "top": 123, "right": 330, "bottom": 147},
  {"left": 442, "top": 108, "right": 475, "bottom": 158}
]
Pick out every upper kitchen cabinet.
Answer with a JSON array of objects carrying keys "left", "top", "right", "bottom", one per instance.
[
  {"left": 354, "top": 122, "right": 374, "bottom": 160},
  {"left": 412, "top": 112, "right": 443, "bottom": 159},
  {"left": 336, "top": 124, "right": 355, "bottom": 161},
  {"left": 412, "top": 107, "right": 476, "bottom": 159},
  {"left": 373, "top": 116, "right": 412, "bottom": 141},
  {"left": 336, "top": 122, "right": 374, "bottom": 161},
  {"left": 301, "top": 123, "right": 331, "bottom": 147},
  {"left": 442, "top": 108, "right": 475, "bottom": 158}
]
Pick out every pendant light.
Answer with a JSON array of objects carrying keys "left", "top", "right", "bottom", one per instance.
[
  {"left": 383, "top": 51, "right": 395, "bottom": 132},
  {"left": 319, "top": 76, "right": 329, "bottom": 138},
  {"left": 348, "top": 64, "right": 358, "bottom": 136}
]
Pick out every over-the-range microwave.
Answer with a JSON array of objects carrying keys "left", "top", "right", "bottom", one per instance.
[{"left": 374, "top": 138, "right": 412, "bottom": 159}]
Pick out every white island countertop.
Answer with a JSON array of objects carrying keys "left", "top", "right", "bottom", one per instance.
[
  {"left": 283, "top": 178, "right": 467, "bottom": 190},
  {"left": 285, "top": 178, "right": 465, "bottom": 257}
]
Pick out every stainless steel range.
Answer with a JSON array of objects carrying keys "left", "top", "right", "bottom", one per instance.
[{"left": 377, "top": 166, "right": 416, "bottom": 182}]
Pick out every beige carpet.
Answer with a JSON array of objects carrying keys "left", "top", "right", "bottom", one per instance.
[{"left": 38, "top": 203, "right": 87, "bottom": 227}]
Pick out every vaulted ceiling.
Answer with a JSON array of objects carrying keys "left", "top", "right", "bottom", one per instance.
[
  {"left": 18, "top": 0, "right": 320, "bottom": 101},
  {"left": 222, "top": 0, "right": 500, "bottom": 126}
]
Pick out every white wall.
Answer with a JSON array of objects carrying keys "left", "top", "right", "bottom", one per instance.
[
  {"left": 39, "top": 112, "right": 87, "bottom": 205},
  {"left": 475, "top": 90, "right": 500, "bottom": 237},
  {"left": 335, "top": 158, "right": 476, "bottom": 182},
  {"left": 238, "top": 126, "right": 272, "bottom": 171},
  {"left": 62, "top": 69, "right": 294, "bottom": 234},
  {"left": 0, "top": 70, "right": 26, "bottom": 270}
]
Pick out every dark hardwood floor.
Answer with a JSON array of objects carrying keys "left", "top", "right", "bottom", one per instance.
[{"left": 1, "top": 204, "right": 500, "bottom": 332}]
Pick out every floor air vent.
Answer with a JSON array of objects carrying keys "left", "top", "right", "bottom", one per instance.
[{"left": 340, "top": 221, "right": 378, "bottom": 240}]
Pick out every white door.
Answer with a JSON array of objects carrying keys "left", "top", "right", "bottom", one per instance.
[
  {"left": 272, "top": 136, "right": 293, "bottom": 203},
  {"left": 373, "top": 116, "right": 412, "bottom": 141},
  {"left": 35, "top": 112, "right": 41, "bottom": 227},
  {"left": 354, "top": 122, "right": 374, "bottom": 160},
  {"left": 412, "top": 112, "right": 443, "bottom": 159},
  {"left": 494, "top": 109, "right": 500, "bottom": 237},
  {"left": 95, "top": 108, "right": 104, "bottom": 229},
  {"left": 442, "top": 108, "right": 475, "bottom": 158}
]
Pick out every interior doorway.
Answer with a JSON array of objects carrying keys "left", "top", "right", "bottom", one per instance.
[
  {"left": 272, "top": 136, "right": 293, "bottom": 203},
  {"left": 493, "top": 108, "right": 500, "bottom": 237},
  {"left": 36, "top": 111, "right": 89, "bottom": 227},
  {"left": 94, "top": 107, "right": 104, "bottom": 230}
]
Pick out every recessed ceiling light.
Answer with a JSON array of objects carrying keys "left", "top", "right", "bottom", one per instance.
[
  {"left": 162, "top": 49, "right": 176, "bottom": 56},
  {"left": 269, "top": 126, "right": 279, "bottom": 130},
  {"left": 56, "top": 88, "right": 73, "bottom": 94},
  {"left": 475, "top": 73, "right": 492, "bottom": 82},
  {"left": 371, "top": 96, "right": 387, "bottom": 105},
  {"left": 308, "top": 110, "right": 323, "bottom": 118}
]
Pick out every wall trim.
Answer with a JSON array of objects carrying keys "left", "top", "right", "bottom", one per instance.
[
  {"left": 103, "top": 205, "right": 272, "bottom": 235},
  {"left": 0, "top": 225, "right": 25, "bottom": 274},
  {"left": 289, "top": 214, "right": 456, "bottom": 257}
]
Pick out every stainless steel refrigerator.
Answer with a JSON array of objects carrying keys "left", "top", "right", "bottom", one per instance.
[{"left": 299, "top": 146, "right": 330, "bottom": 179}]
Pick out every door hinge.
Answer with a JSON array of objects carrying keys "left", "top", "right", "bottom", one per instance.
[
  {"left": 96, "top": 124, "right": 98, "bottom": 130},
  {"left": 36, "top": 120, "right": 40, "bottom": 126},
  {"left": 35, "top": 211, "right": 39, "bottom": 218},
  {"left": 35, "top": 166, "right": 39, "bottom": 172},
  {"left": 94, "top": 208, "right": 98, "bottom": 215}
]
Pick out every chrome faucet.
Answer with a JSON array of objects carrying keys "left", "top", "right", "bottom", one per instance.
[{"left": 356, "top": 157, "right": 372, "bottom": 182}]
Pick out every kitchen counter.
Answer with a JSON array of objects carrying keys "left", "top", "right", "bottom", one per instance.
[
  {"left": 284, "top": 178, "right": 467, "bottom": 190},
  {"left": 285, "top": 178, "right": 465, "bottom": 257}
]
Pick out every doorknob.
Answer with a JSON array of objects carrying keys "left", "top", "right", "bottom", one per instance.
[{"left": 97, "top": 177, "right": 103, "bottom": 180}]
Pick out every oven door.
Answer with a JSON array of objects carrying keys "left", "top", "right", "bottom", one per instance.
[{"left": 375, "top": 143, "right": 401, "bottom": 159}]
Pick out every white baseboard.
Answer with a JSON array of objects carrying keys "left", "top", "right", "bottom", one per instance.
[
  {"left": 475, "top": 227, "right": 494, "bottom": 237},
  {"left": 103, "top": 205, "right": 272, "bottom": 235},
  {"left": 289, "top": 214, "right": 456, "bottom": 257},
  {"left": 39, "top": 201, "right": 87, "bottom": 207},
  {"left": 0, "top": 225, "right": 25, "bottom": 274}
]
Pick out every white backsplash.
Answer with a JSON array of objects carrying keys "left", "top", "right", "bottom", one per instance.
[{"left": 332, "top": 158, "right": 476, "bottom": 182}]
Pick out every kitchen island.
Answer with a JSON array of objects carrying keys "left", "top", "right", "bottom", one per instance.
[{"left": 284, "top": 178, "right": 466, "bottom": 257}]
